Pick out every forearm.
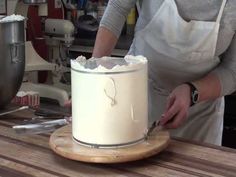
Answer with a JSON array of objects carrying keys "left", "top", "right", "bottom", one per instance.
[
  {"left": 92, "top": 0, "right": 137, "bottom": 57},
  {"left": 192, "top": 73, "right": 221, "bottom": 102},
  {"left": 92, "top": 27, "right": 118, "bottom": 57}
]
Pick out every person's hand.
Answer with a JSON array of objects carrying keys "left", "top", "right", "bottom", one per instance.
[
  {"left": 159, "top": 84, "right": 191, "bottom": 129},
  {"left": 64, "top": 100, "right": 72, "bottom": 107}
]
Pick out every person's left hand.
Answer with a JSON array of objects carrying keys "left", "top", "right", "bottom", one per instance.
[
  {"left": 159, "top": 84, "right": 192, "bottom": 129},
  {"left": 64, "top": 100, "right": 72, "bottom": 107}
]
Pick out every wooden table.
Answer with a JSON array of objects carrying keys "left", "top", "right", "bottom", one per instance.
[{"left": 0, "top": 108, "right": 236, "bottom": 177}]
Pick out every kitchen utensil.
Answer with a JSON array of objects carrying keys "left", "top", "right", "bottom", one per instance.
[
  {"left": 146, "top": 121, "right": 163, "bottom": 137},
  {"left": 13, "top": 117, "right": 71, "bottom": 135},
  {"left": 34, "top": 109, "right": 67, "bottom": 118},
  {"left": 19, "top": 108, "right": 71, "bottom": 125},
  {"left": 0, "top": 106, "right": 29, "bottom": 116}
]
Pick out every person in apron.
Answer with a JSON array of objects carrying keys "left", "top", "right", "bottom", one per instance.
[{"left": 93, "top": 0, "right": 236, "bottom": 145}]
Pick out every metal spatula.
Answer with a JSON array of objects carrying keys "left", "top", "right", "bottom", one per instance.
[
  {"left": 146, "top": 121, "right": 163, "bottom": 137},
  {"left": 13, "top": 117, "right": 71, "bottom": 135},
  {"left": 0, "top": 106, "right": 29, "bottom": 116}
]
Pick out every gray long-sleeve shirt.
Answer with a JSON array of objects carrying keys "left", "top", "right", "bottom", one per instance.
[{"left": 100, "top": 0, "right": 236, "bottom": 96}]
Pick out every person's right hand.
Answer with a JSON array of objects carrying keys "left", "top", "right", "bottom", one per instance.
[{"left": 159, "top": 84, "right": 191, "bottom": 129}]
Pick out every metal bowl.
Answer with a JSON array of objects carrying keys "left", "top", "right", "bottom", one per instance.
[{"left": 0, "top": 20, "right": 25, "bottom": 108}]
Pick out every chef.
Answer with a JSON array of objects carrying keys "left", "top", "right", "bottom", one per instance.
[{"left": 92, "top": 0, "right": 236, "bottom": 145}]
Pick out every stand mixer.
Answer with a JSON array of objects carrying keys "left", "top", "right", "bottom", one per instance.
[{"left": 12, "top": 0, "right": 75, "bottom": 106}]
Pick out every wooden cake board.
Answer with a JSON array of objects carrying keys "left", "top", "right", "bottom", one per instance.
[{"left": 49, "top": 125, "right": 170, "bottom": 163}]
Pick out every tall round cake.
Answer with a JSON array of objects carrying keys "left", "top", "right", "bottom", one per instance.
[{"left": 71, "top": 55, "right": 148, "bottom": 148}]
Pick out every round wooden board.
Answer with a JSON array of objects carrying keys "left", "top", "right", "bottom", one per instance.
[{"left": 49, "top": 125, "right": 170, "bottom": 163}]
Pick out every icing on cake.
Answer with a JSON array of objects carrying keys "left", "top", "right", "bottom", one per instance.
[{"left": 71, "top": 55, "right": 148, "bottom": 147}]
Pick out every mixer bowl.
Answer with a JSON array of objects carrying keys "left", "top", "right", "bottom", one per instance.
[{"left": 0, "top": 18, "right": 25, "bottom": 108}]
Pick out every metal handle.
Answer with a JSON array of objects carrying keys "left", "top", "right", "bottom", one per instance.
[{"left": 10, "top": 42, "right": 25, "bottom": 63}]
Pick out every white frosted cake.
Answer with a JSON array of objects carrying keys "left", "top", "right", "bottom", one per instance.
[{"left": 71, "top": 55, "right": 148, "bottom": 148}]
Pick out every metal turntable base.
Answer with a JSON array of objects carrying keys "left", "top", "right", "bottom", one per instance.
[{"left": 49, "top": 125, "right": 170, "bottom": 163}]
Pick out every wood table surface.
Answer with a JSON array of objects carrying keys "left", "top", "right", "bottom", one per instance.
[{"left": 0, "top": 107, "right": 236, "bottom": 177}]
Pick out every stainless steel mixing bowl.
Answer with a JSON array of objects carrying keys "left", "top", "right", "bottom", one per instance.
[{"left": 0, "top": 19, "right": 25, "bottom": 108}]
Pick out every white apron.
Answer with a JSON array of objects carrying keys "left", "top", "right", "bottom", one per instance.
[{"left": 129, "top": 0, "right": 227, "bottom": 145}]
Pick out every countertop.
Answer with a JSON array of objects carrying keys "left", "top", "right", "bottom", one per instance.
[{"left": 0, "top": 105, "right": 236, "bottom": 177}]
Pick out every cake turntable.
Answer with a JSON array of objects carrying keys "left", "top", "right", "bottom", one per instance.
[{"left": 50, "top": 55, "right": 170, "bottom": 163}]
